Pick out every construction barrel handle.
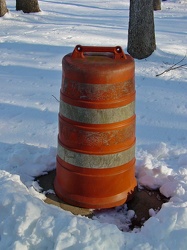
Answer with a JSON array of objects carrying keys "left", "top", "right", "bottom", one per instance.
[{"left": 71, "top": 45, "right": 127, "bottom": 59}]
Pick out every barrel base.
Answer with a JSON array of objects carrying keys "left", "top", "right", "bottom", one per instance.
[
  {"left": 54, "top": 157, "right": 137, "bottom": 209},
  {"left": 54, "top": 180, "right": 137, "bottom": 209}
]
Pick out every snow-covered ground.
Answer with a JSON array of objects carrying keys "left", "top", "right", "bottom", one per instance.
[{"left": 0, "top": 0, "right": 187, "bottom": 249}]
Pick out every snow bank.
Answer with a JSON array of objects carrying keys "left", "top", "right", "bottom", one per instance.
[{"left": 0, "top": 171, "right": 125, "bottom": 250}]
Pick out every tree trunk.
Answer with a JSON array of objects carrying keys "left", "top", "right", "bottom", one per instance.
[
  {"left": 153, "top": 0, "right": 161, "bottom": 10},
  {"left": 16, "top": 0, "right": 40, "bottom": 13},
  {"left": 127, "top": 0, "right": 156, "bottom": 59},
  {"left": 0, "top": 0, "right": 8, "bottom": 17}
]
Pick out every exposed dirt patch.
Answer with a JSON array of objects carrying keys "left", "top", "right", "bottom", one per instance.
[{"left": 127, "top": 188, "right": 169, "bottom": 228}]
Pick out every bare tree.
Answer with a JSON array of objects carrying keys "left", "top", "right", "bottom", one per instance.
[
  {"left": 153, "top": 0, "right": 161, "bottom": 11},
  {"left": 0, "top": 0, "right": 8, "bottom": 17},
  {"left": 16, "top": 0, "right": 40, "bottom": 13},
  {"left": 127, "top": 0, "right": 156, "bottom": 59}
]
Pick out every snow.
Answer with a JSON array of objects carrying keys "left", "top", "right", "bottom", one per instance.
[{"left": 0, "top": 0, "right": 187, "bottom": 249}]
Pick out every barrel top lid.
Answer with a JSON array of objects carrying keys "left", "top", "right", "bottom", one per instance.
[
  {"left": 71, "top": 45, "right": 127, "bottom": 60},
  {"left": 62, "top": 45, "right": 134, "bottom": 83}
]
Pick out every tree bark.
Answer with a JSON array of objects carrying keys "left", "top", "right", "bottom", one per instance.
[
  {"left": 127, "top": 0, "right": 156, "bottom": 59},
  {"left": 0, "top": 0, "right": 8, "bottom": 17},
  {"left": 153, "top": 0, "right": 161, "bottom": 10},
  {"left": 16, "top": 0, "right": 40, "bottom": 13}
]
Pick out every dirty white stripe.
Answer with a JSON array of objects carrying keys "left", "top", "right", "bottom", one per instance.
[
  {"left": 59, "top": 101, "right": 135, "bottom": 124},
  {"left": 58, "top": 143, "right": 135, "bottom": 169}
]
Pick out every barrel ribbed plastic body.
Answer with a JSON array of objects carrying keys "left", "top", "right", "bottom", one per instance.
[{"left": 54, "top": 45, "right": 137, "bottom": 209}]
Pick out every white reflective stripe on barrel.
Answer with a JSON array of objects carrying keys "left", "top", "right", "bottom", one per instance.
[
  {"left": 58, "top": 143, "right": 135, "bottom": 169},
  {"left": 59, "top": 100, "right": 135, "bottom": 124}
]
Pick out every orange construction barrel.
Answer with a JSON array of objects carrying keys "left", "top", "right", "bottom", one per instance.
[{"left": 54, "top": 45, "right": 137, "bottom": 209}]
